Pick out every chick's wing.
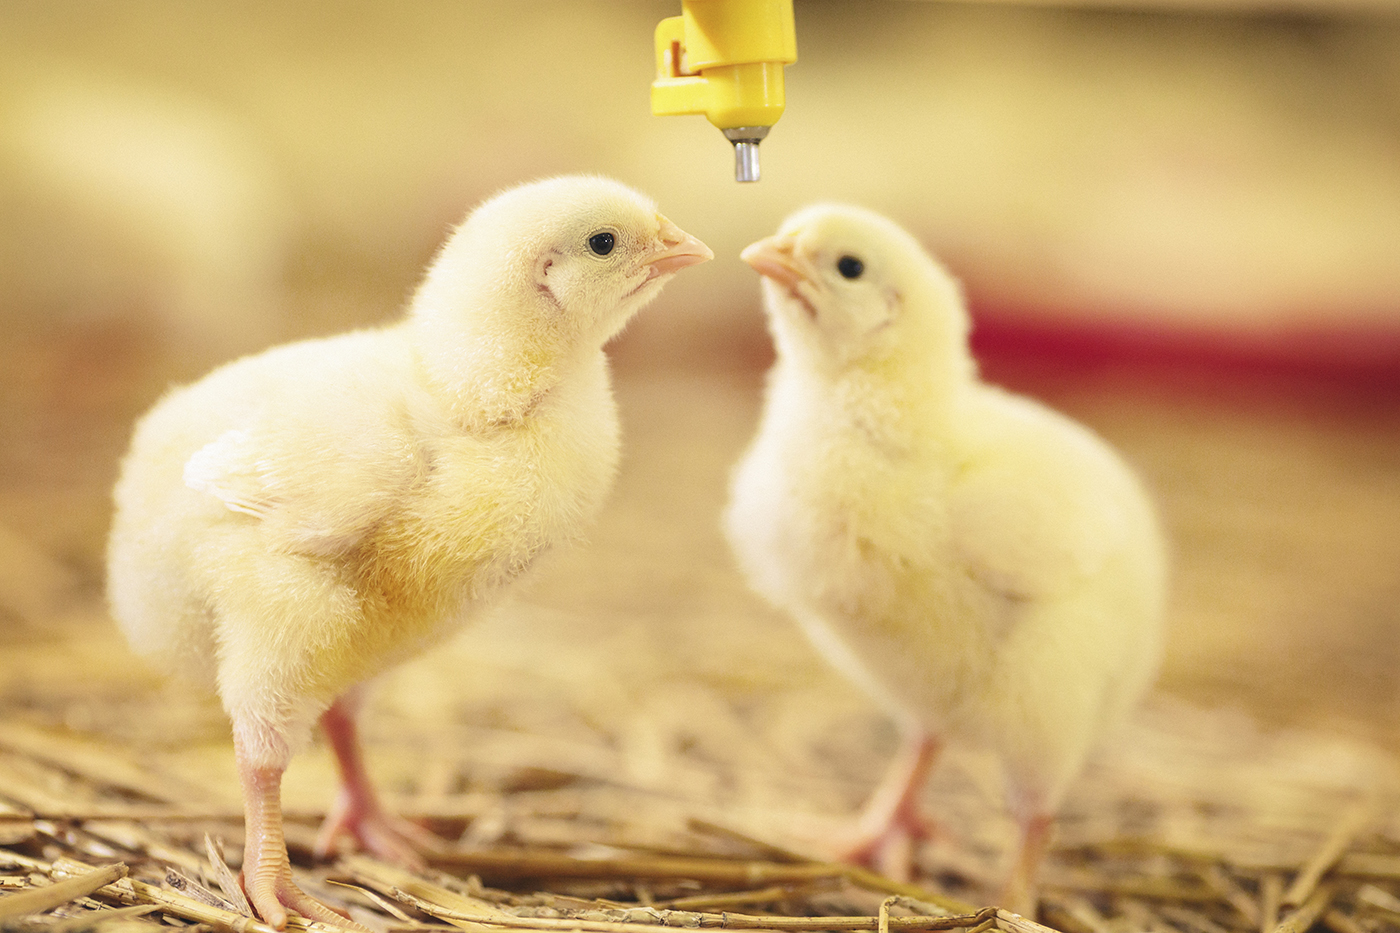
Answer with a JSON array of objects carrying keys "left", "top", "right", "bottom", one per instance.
[
  {"left": 181, "top": 338, "right": 429, "bottom": 559},
  {"left": 949, "top": 389, "right": 1131, "bottom": 603}
]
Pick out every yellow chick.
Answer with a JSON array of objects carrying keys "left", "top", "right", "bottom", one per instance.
[
  {"left": 724, "top": 204, "right": 1165, "bottom": 913},
  {"left": 107, "top": 176, "right": 712, "bottom": 928}
]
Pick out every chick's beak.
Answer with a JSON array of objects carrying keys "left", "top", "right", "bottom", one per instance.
[
  {"left": 740, "top": 234, "right": 806, "bottom": 290},
  {"left": 645, "top": 214, "right": 713, "bottom": 280}
]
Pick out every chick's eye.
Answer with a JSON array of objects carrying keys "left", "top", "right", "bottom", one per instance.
[
  {"left": 587, "top": 232, "right": 615, "bottom": 256},
  {"left": 837, "top": 255, "right": 864, "bottom": 279}
]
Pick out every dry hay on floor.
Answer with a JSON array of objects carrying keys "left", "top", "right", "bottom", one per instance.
[{"left": 0, "top": 673, "right": 1397, "bottom": 933}]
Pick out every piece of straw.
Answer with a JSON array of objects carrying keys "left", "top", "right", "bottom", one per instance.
[
  {"left": 1270, "top": 886, "right": 1334, "bottom": 933},
  {"left": 0, "top": 863, "right": 128, "bottom": 919},
  {"left": 1282, "top": 803, "right": 1373, "bottom": 908}
]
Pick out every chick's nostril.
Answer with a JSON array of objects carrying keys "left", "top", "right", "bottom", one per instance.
[
  {"left": 656, "top": 214, "right": 687, "bottom": 247},
  {"left": 644, "top": 218, "right": 712, "bottom": 280},
  {"left": 741, "top": 236, "right": 805, "bottom": 292}
]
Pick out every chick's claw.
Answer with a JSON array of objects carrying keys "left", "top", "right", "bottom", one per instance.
[
  {"left": 313, "top": 696, "right": 438, "bottom": 867},
  {"left": 840, "top": 804, "right": 939, "bottom": 880},
  {"left": 240, "top": 833, "right": 362, "bottom": 931},
  {"left": 837, "top": 733, "right": 944, "bottom": 878},
  {"left": 242, "top": 870, "right": 363, "bottom": 932},
  {"left": 313, "top": 789, "right": 435, "bottom": 868}
]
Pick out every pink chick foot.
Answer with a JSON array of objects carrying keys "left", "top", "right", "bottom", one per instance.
[
  {"left": 313, "top": 785, "right": 439, "bottom": 868},
  {"left": 314, "top": 695, "right": 440, "bottom": 867},
  {"left": 838, "top": 733, "right": 943, "bottom": 882},
  {"left": 237, "top": 757, "right": 364, "bottom": 931}
]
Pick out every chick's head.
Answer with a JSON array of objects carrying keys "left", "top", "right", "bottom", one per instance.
[
  {"left": 741, "top": 204, "right": 969, "bottom": 377},
  {"left": 417, "top": 176, "right": 711, "bottom": 351}
]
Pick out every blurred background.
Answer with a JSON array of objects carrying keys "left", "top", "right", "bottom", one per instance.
[{"left": 1, "top": 0, "right": 1398, "bottom": 859}]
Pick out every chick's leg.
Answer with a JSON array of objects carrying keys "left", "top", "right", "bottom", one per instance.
[
  {"left": 842, "top": 731, "right": 942, "bottom": 880},
  {"left": 1001, "top": 741, "right": 1070, "bottom": 916},
  {"left": 999, "top": 812, "right": 1053, "bottom": 918},
  {"left": 234, "top": 732, "right": 356, "bottom": 930},
  {"left": 314, "top": 691, "right": 435, "bottom": 867}
]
